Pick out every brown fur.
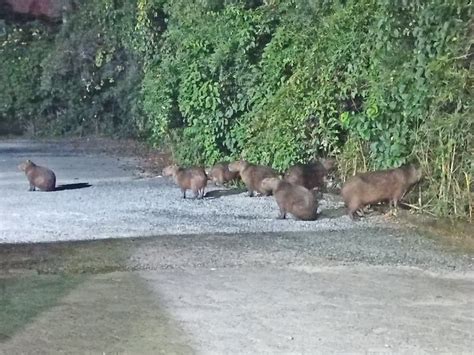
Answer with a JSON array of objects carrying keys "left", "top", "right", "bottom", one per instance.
[
  {"left": 341, "top": 163, "right": 422, "bottom": 220},
  {"left": 284, "top": 158, "right": 336, "bottom": 191},
  {"left": 228, "top": 160, "right": 279, "bottom": 197},
  {"left": 207, "top": 162, "right": 240, "bottom": 186},
  {"left": 261, "top": 178, "right": 319, "bottom": 221},
  {"left": 162, "top": 164, "right": 207, "bottom": 199},
  {"left": 18, "top": 160, "right": 56, "bottom": 192}
]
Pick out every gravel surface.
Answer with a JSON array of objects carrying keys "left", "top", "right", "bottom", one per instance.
[{"left": 1, "top": 139, "right": 382, "bottom": 244}]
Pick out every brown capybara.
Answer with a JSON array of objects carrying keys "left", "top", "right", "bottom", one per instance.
[
  {"left": 18, "top": 160, "right": 56, "bottom": 192},
  {"left": 228, "top": 160, "right": 279, "bottom": 197},
  {"left": 261, "top": 177, "right": 319, "bottom": 221},
  {"left": 162, "top": 164, "right": 207, "bottom": 199},
  {"left": 284, "top": 158, "right": 336, "bottom": 191},
  {"left": 341, "top": 163, "right": 422, "bottom": 220},
  {"left": 207, "top": 162, "right": 240, "bottom": 186}
]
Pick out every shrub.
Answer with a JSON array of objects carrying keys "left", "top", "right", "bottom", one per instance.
[{"left": 0, "top": 22, "right": 53, "bottom": 134}]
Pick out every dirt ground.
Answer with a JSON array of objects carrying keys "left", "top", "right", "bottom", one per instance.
[{"left": 0, "top": 138, "right": 473, "bottom": 354}]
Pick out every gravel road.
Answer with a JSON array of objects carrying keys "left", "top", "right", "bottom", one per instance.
[
  {"left": 1, "top": 139, "right": 380, "bottom": 244},
  {"left": 0, "top": 139, "right": 473, "bottom": 354}
]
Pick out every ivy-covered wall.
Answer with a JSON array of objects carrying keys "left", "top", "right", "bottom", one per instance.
[{"left": 0, "top": 0, "right": 472, "bottom": 218}]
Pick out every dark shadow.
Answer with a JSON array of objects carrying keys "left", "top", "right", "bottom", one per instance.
[
  {"left": 55, "top": 183, "right": 92, "bottom": 191},
  {"left": 204, "top": 188, "right": 247, "bottom": 199},
  {"left": 317, "top": 207, "right": 347, "bottom": 220}
]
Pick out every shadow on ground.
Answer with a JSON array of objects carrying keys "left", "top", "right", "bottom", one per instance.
[
  {"left": 204, "top": 188, "right": 247, "bottom": 199},
  {"left": 55, "top": 183, "right": 92, "bottom": 191}
]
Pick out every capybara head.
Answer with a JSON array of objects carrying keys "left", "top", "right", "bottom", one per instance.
[
  {"left": 406, "top": 163, "right": 423, "bottom": 184},
  {"left": 228, "top": 160, "right": 249, "bottom": 173},
  {"left": 260, "top": 177, "right": 281, "bottom": 194},
  {"left": 18, "top": 159, "right": 35, "bottom": 172},
  {"left": 162, "top": 164, "right": 179, "bottom": 177},
  {"left": 320, "top": 158, "right": 336, "bottom": 172}
]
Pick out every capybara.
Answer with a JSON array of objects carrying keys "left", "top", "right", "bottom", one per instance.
[
  {"left": 341, "top": 163, "right": 422, "bottom": 220},
  {"left": 228, "top": 160, "right": 279, "bottom": 196},
  {"left": 261, "top": 177, "right": 319, "bottom": 220},
  {"left": 207, "top": 162, "right": 240, "bottom": 186},
  {"left": 162, "top": 164, "right": 207, "bottom": 199},
  {"left": 18, "top": 160, "right": 56, "bottom": 192},
  {"left": 284, "top": 158, "right": 336, "bottom": 191}
]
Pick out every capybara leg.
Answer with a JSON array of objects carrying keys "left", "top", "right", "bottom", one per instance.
[
  {"left": 348, "top": 206, "right": 361, "bottom": 221},
  {"left": 348, "top": 209, "right": 356, "bottom": 220},
  {"left": 194, "top": 188, "right": 202, "bottom": 199},
  {"left": 29, "top": 184, "right": 35, "bottom": 192},
  {"left": 181, "top": 188, "right": 186, "bottom": 199},
  {"left": 276, "top": 205, "right": 286, "bottom": 219},
  {"left": 391, "top": 198, "right": 399, "bottom": 216},
  {"left": 197, "top": 188, "right": 204, "bottom": 199},
  {"left": 248, "top": 189, "right": 254, "bottom": 197},
  {"left": 347, "top": 200, "right": 360, "bottom": 220}
]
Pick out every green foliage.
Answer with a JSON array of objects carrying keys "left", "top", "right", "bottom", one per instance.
[
  {"left": 37, "top": 0, "right": 144, "bottom": 136},
  {"left": 1, "top": 0, "right": 145, "bottom": 137},
  {"left": 141, "top": 1, "right": 279, "bottom": 164},
  {"left": 0, "top": 23, "right": 53, "bottom": 134}
]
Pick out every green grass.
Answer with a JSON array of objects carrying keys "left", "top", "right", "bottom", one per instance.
[{"left": 0, "top": 275, "right": 84, "bottom": 341}]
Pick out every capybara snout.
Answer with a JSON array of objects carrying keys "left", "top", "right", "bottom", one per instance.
[
  {"left": 18, "top": 159, "right": 56, "bottom": 192},
  {"left": 341, "top": 163, "right": 422, "bottom": 220},
  {"left": 163, "top": 164, "right": 207, "bottom": 199}
]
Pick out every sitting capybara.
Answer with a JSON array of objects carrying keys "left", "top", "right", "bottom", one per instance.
[
  {"left": 261, "top": 177, "right": 319, "bottom": 220},
  {"left": 228, "top": 160, "right": 279, "bottom": 196},
  {"left": 207, "top": 162, "right": 240, "bottom": 186},
  {"left": 341, "top": 163, "right": 422, "bottom": 220},
  {"left": 162, "top": 164, "right": 207, "bottom": 199},
  {"left": 18, "top": 160, "right": 56, "bottom": 191},
  {"left": 284, "top": 158, "right": 336, "bottom": 191}
]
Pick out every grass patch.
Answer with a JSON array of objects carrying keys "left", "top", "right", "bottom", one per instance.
[{"left": 0, "top": 274, "right": 84, "bottom": 341}]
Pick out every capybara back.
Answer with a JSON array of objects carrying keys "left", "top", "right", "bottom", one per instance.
[
  {"left": 208, "top": 162, "right": 239, "bottom": 185},
  {"left": 18, "top": 160, "right": 56, "bottom": 191},
  {"left": 163, "top": 164, "right": 207, "bottom": 198},
  {"left": 228, "top": 160, "right": 278, "bottom": 196},
  {"left": 341, "top": 163, "right": 422, "bottom": 219},
  {"left": 261, "top": 177, "right": 318, "bottom": 220},
  {"left": 284, "top": 158, "right": 335, "bottom": 191}
]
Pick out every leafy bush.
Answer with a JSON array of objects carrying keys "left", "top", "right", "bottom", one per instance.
[
  {"left": 37, "top": 0, "right": 144, "bottom": 137},
  {"left": 1, "top": 0, "right": 145, "bottom": 137},
  {"left": 0, "top": 22, "right": 53, "bottom": 134}
]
